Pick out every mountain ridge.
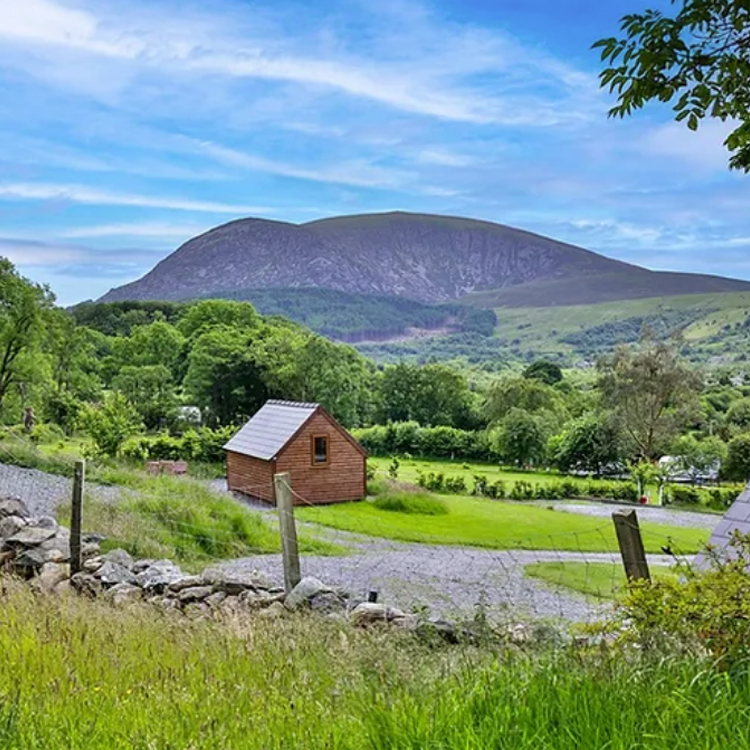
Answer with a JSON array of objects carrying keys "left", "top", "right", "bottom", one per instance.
[{"left": 99, "top": 211, "right": 750, "bottom": 306}]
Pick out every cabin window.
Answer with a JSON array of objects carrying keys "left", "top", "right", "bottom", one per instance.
[{"left": 312, "top": 435, "right": 329, "bottom": 466}]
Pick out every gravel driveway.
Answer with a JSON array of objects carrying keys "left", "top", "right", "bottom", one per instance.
[
  {"left": 547, "top": 502, "right": 720, "bottom": 530},
  {"left": 1, "top": 463, "right": 685, "bottom": 623},
  {"left": 0, "top": 463, "right": 121, "bottom": 517}
]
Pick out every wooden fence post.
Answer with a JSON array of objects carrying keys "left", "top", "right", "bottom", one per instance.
[
  {"left": 612, "top": 509, "right": 650, "bottom": 583},
  {"left": 70, "top": 459, "right": 85, "bottom": 575},
  {"left": 274, "top": 472, "right": 301, "bottom": 592}
]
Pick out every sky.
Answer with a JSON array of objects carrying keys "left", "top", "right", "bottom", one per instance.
[{"left": 1, "top": 0, "right": 749, "bottom": 305}]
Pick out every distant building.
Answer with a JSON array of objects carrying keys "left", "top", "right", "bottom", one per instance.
[{"left": 223, "top": 400, "right": 367, "bottom": 505}]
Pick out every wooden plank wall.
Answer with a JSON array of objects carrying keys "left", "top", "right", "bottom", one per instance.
[
  {"left": 276, "top": 412, "right": 366, "bottom": 504},
  {"left": 226, "top": 452, "right": 275, "bottom": 503}
]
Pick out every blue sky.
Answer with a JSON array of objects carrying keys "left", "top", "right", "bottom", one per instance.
[{"left": 2, "top": 0, "right": 749, "bottom": 305}]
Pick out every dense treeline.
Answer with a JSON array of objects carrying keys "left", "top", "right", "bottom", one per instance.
[
  {"left": 192, "top": 287, "right": 497, "bottom": 341},
  {"left": 4, "top": 257, "right": 750, "bottom": 483}
]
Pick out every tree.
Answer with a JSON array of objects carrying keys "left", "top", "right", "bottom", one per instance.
[
  {"left": 379, "top": 363, "right": 473, "bottom": 428},
  {"left": 178, "top": 300, "right": 259, "bottom": 340},
  {"left": 523, "top": 360, "right": 563, "bottom": 385},
  {"left": 595, "top": 0, "right": 750, "bottom": 171},
  {"left": 727, "top": 397, "right": 750, "bottom": 430},
  {"left": 112, "top": 321, "right": 186, "bottom": 378},
  {"left": 485, "top": 378, "right": 565, "bottom": 425},
  {"left": 82, "top": 392, "right": 142, "bottom": 457},
  {"left": 0, "top": 258, "right": 53, "bottom": 415},
  {"left": 112, "top": 364, "right": 177, "bottom": 430},
  {"left": 552, "top": 412, "right": 625, "bottom": 476},
  {"left": 184, "top": 326, "right": 269, "bottom": 426},
  {"left": 598, "top": 340, "right": 702, "bottom": 460},
  {"left": 671, "top": 434, "right": 728, "bottom": 483},
  {"left": 723, "top": 433, "right": 750, "bottom": 481},
  {"left": 493, "top": 408, "right": 548, "bottom": 468}
]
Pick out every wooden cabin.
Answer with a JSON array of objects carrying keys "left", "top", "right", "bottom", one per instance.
[{"left": 223, "top": 400, "right": 367, "bottom": 505}]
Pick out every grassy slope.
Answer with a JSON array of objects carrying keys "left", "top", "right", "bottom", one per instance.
[
  {"left": 298, "top": 495, "right": 708, "bottom": 553},
  {"left": 525, "top": 561, "right": 677, "bottom": 600},
  {"left": 490, "top": 290, "right": 750, "bottom": 361},
  {"left": 4, "top": 580, "right": 750, "bottom": 750}
]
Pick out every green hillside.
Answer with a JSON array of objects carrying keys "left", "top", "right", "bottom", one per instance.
[{"left": 358, "top": 291, "right": 750, "bottom": 367}]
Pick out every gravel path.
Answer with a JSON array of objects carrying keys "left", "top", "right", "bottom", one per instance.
[
  {"left": 0, "top": 462, "right": 121, "bottom": 517},
  {"left": 220, "top": 523, "right": 676, "bottom": 623},
  {"left": 547, "top": 502, "right": 720, "bottom": 530},
  {"left": 1, "top": 465, "right": 689, "bottom": 623}
]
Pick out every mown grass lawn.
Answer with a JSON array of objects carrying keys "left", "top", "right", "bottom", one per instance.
[
  {"left": 297, "top": 496, "right": 709, "bottom": 553},
  {"left": 525, "top": 561, "right": 679, "bottom": 600},
  {"left": 377, "top": 456, "right": 566, "bottom": 488}
]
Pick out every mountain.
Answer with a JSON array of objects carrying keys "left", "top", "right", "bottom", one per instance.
[{"left": 99, "top": 212, "right": 750, "bottom": 307}]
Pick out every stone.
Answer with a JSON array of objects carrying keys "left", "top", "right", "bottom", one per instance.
[
  {"left": 256, "top": 601, "right": 286, "bottom": 620},
  {"left": 94, "top": 561, "right": 138, "bottom": 587},
  {"left": 0, "top": 497, "right": 29, "bottom": 520},
  {"left": 44, "top": 548, "right": 67, "bottom": 564},
  {"left": 106, "top": 583, "right": 143, "bottom": 606},
  {"left": 0, "top": 515, "right": 26, "bottom": 539},
  {"left": 204, "top": 591, "right": 227, "bottom": 608},
  {"left": 4, "top": 525, "right": 56, "bottom": 548},
  {"left": 31, "top": 562, "right": 69, "bottom": 594},
  {"left": 201, "top": 568, "right": 275, "bottom": 593},
  {"left": 83, "top": 557, "right": 104, "bottom": 573},
  {"left": 135, "top": 560, "right": 184, "bottom": 593},
  {"left": 12, "top": 547, "right": 47, "bottom": 574},
  {"left": 39, "top": 533, "right": 71, "bottom": 560},
  {"left": 70, "top": 571, "right": 103, "bottom": 598},
  {"left": 157, "top": 596, "right": 182, "bottom": 611},
  {"left": 82, "top": 533, "right": 106, "bottom": 545},
  {"left": 350, "top": 602, "right": 390, "bottom": 626},
  {"left": 178, "top": 585, "right": 214, "bottom": 603},
  {"left": 168, "top": 575, "right": 204, "bottom": 593},
  {"left": 32, "top": 515, "right": 58, "bottom": 530},
  {"left": 284, "top": 577, "right": 330, "bottom": 611},
  {"left": 309, "top": 591, "right": 346, "bottom": 614},
  {"left": 99, "top": 549, "right": 134, "bottom": 569},
  {"left": 81, "top": 542, "right": 100, "bottom": 559},
  {"left": 238, "top": 589, "right": 286, "bottom": 609}
]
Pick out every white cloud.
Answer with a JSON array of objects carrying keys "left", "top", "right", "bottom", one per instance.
[
  {"left": 0, "top": 182, "right": 268, "bottom": 214},
  {"left": 192, "top": 140, "right": 413, "bottom": 189},
  {"left": 0, "top": 0, "right": 596, "bottom": 126},
  {"left": 63, "top": 221, "right": 212, "bottom": 240}
]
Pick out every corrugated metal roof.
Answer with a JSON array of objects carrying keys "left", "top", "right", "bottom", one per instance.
[
  {"left": 223, "top": 400, "right": 319, "bottom": 460},
  {"left": 695, "top": 482, "right": 749, "bottom": 568}
]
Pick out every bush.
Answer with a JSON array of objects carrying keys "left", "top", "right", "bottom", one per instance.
[
  {"left": 509, "top": 480, "right": 535, "bottom": 501},
  {"left": 668, "top": 485, "right": 702, "bottom": 505},
  {"left": 121, "top": 426, "right": 237, "bottom": 464},
  {"left": 372, "top": 492, "right": 449, "bottom": 515},
  {"left": 607, "top": 532, "right": 750, "bottom": 667}
]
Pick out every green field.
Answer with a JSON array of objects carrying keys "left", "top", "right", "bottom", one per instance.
[
  {"left": 383, "top": 456, "right": 567, "bottom": 487},
  {"left": 525, "top": 561, "right": 678, "bottom": 600},
  {"left": 298, "top": 495, "right": 708, "bottom": 553}
]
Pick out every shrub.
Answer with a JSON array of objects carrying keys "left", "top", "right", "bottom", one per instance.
[
  {"left": 388, "top": 457, "right": 400, "bottom": 480},
  {"left": 607, "top": 532, "right": 750, "bottom": 667},
  {"left": 509, "top": 480, "right": 535, "bottom": 501},
  {"left": 668, "top": 485, "right": 702, "bottom": 505},
  {"left": 444, "top": 475, "right": 467, "bottom": 494},
  {"left": 372, "top": 492, "right": 449, "bottom": 515}
]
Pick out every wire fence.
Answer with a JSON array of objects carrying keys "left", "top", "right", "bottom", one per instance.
[{"left": 0, "top": 433, "right": 709, "bottom": 627}]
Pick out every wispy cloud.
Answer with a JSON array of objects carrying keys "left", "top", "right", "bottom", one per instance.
[
  {"left": 0, "top": 183, "right": 268, "bottom": 214},
  {"left": 62, "top": 221, "right": 214, "bottom": 240}
]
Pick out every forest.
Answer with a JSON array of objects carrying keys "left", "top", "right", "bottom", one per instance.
[{"left": 3, "top": 257, "right": 750, "bottom": 485}]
